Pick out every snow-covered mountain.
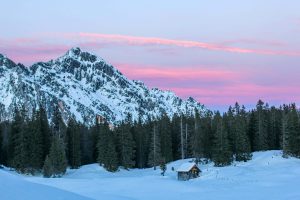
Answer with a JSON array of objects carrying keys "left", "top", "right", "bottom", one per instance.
[{"left": 0, "top": 47, "right": 205, "bottom": 124}]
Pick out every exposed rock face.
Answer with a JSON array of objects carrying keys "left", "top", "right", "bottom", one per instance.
[{"left": 0, "top": 48, "right": 206, "bottom": 125}]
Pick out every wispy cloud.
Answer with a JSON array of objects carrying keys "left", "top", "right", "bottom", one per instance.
[
  {"left": 0, "top": 38, "right": 70, "bottom": 64},
  {"left": 75, "top": 32, "right": 300, "bottom": 56},
  {"left": 218, "top": 39, "right": 286, "bottom": 47}
]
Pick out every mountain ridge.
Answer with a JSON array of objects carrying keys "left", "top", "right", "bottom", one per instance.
[{"left": 0, "top": 47, "right": 206, "bottom": 124}]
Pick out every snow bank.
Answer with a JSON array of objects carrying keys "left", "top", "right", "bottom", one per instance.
[
  {"left": 0, "top": 169, "right": 91, "bottom": 200},
  {"left": 2, "top": 151, "right": 300, "bottom": 200}
]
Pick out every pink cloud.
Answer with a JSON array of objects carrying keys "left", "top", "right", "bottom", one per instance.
[
  {"left": 111, "top": 63, "right": 300, "bottom": 106},
  {"left": 116, "top": 63, "right": 238, "bottom": 82},
  {"left": 167, "top": 84, "right": 300, "bottom": 107},
  {"left": 76, "top": 32, "right": 300, "bottom": 56},
  {"left": 0, "top": 39, "right": 70, "bottom": 64},
  {"left": 218, "top": 39, "right": 286, "bottom": 47}
]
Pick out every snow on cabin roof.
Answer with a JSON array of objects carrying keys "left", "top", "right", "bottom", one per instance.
[{"left": 176, "top": 162, "right": 198, "bottom": 172}]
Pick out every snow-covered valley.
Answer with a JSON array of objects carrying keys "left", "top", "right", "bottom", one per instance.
[{"left": 1, "top": 151, "right": 300, "bottom": 200}]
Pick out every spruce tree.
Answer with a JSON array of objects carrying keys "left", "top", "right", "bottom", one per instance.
[
  {"left": 282, "top": 106, "right": 289, "bottom": 157},
  {"left": 254, "top": 100, "right": 269, "bottom": 151},
  {"left": 91, "top": 117, "right": 100, "bottom": 162},
  {"left": 212, "top": 112, "right": 232, "bottom": 166},
  {"left": 269, "top": 106, "right": 282, "bottom": 150},
  {"left": 80, "top": 123, "right": 93, "bottom": 165},
  {"left": 66, "top": 117, "right": 81, "bottom": 169},
  {"left": 52, "top": 104, "right": 66, "bottom": 137},
  {"left": 247, "top": 111, "right": 256, "bottom": 151},
  {"left": 159, "top": 113, "right": 173, "bottom": 163},
  {"left": 115, "top": 115, "right": 135, "bottom": 169},
  {"left": 170, "top": 114, "right": 181, "bottom": 161},
  {"left": 191, "top": 109, "right": 203, "bottom": 163},
  {"left": 224, "top": 106, "right": 236, "bottom": 154},
  {"left": 97, "top": 122, "right": 119, "bottom": 172},
  {"left": 10, "top": 106, "right": 30, "bottom": 173},
  {"left": 104, "top": 135, "right": 119, "bottom": 172},
  {"left": 28, "top": 111, "right": 44, "bottom": 173},
  {"left": 148, "top": 122, "right": 162, "bottom": 169},
  {"left": 235, "top": 106, "right": 252, "bottom": 161},
  {"left": 43, "top": 135, "right": 67, "bottom": 177},
  {"left": 134, "top": 116, "right": 148, "bottom": 168},
  {"left": 39, "top": 105, "right": 51, "bottom": 160},
  {"left": 285, "top": 104, "right": 300, "bottom": 157},
  {"left": 201, "top": 111, "right": 214, "bottom": 160},
  {"left": 43, "top": 155, "right": 53, "bottom": 178}
]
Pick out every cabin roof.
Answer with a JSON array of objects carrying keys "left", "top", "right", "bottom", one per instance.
[{"left": 176, "top": 162, "right": 199, "bottom": 172}]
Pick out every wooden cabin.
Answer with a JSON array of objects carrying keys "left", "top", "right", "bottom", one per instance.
[{"left": 176, "top": 162, "right": 201, "bottom": 181}]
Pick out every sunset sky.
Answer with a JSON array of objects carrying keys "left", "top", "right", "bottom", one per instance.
[{"left": 1, "top": 0, "right": 300, "bottom": 110}]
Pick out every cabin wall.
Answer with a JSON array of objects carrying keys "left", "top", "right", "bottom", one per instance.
[{"left": 178, "top": 172, "right": 190, "bottom": 181}]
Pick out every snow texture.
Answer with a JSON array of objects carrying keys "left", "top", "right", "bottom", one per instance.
[
  {"left": 176, "top": 162, "right": 198, "bottom": 172},
  {"left": 1, "top": 151, "right": 300, "bottom": 200},
  {"left": 0, "top": 48, "right": 206, "bottom": 125}
]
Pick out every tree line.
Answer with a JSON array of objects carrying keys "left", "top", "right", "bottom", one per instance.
[{"left": 0, "top": 100, "right": 299, "bottom": 177}]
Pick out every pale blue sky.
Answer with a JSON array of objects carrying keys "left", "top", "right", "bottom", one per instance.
[{"left": 1, "top": 0, "right": 300, "bottom": 110}]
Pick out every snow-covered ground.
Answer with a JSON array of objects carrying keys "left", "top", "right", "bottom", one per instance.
[{"left": 1, "top": 151, "right": 300, "bottom": 200}]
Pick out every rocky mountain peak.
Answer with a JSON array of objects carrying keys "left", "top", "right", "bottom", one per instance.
[{"left": 0, "top": 48, "right": 206, "bottom": 125}]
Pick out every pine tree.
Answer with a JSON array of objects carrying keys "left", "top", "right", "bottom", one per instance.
[
  {"left": 97, "top": 122, "right": 118, "bottom": 172},
  {"left": 180, "top": 114, "right": 184, "bottom": 159},
  {"left": 285, "top": 104, "right": 300, "bottom": 157},
  {"left": 134, "top": 116, "right": 148, "bottom": 168},
  {"left": 235, "top": 106, "right": 252, "bottom": 161},
  {"left": 254, "top": 100, "right": 269, "bottom": 151},
  {"left": 191, "top": 109, "right": 202, "bottom": 163},
  {"left": 91, "top": 117, "right": 101, "bottom": 162},
  {"left": 7, "top": 107, "right": 22, "bottom": 167},
  {"left": 97, "top": 122, "right": 109, "bottom": 166},
  {"left": 28, "top": 111, "right": 44, "bottom": 173},
  {"left": 170, "top": 114, "right": 181, "bottom": 161},
  {"left": 269, "top": 106, "right": 282, "bottom": 150},
  {"left": 43, "top": 135, "right": 67, "bottom": 177},
  {"left": 247, "top": 111, "right": 256, "bottom": 151},
  {"left": 43, "top": 155, "right": 53, "bottom": 178},
  {"left": 115, "top": 114, "right": 135, "bottom": 169},
  {"left": 212, "top": 112, "right": 232, "bottom": 166},
  {"left": 282, "top": 106, "right": 289, "bottom": 157},
  {"left": 159, "top": 113, "right": 173, "bottom": 163},
  {"left": 201, "top": 111, "right": 214, "bottom": 160},
  {"left": 104, "top": 135, "right": 119, "bottom": 172},
  {"left": 66, "top": 117, "right": 81, "bottom": 169},
  {"left": 52, "top": 104, "right": 66, "bottom": 137},
  {"left": 39, "top": 105, "right": 51, "bottom": 160},
  {"left": 148, "top": 122, "right": 162, "bottom": 169},
  {"left": 80, "top": 123, "right": 93, "bottom": 165},
  {"left": 226, "top": 105, "right": 236, "bottom": 154},
  {"left": 10, "top": 106, "right": 30, "bottom": 173}
]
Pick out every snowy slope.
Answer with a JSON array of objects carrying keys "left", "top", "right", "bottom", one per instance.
[
  {"left": 2, "top": 151, "right": 299, "bottom": 200},
  {"left": 0, "top": 48, "right": 205, "bottom": 124},
  {"left": 0, "top": 169, "right": 91, "bottom": 200}
]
